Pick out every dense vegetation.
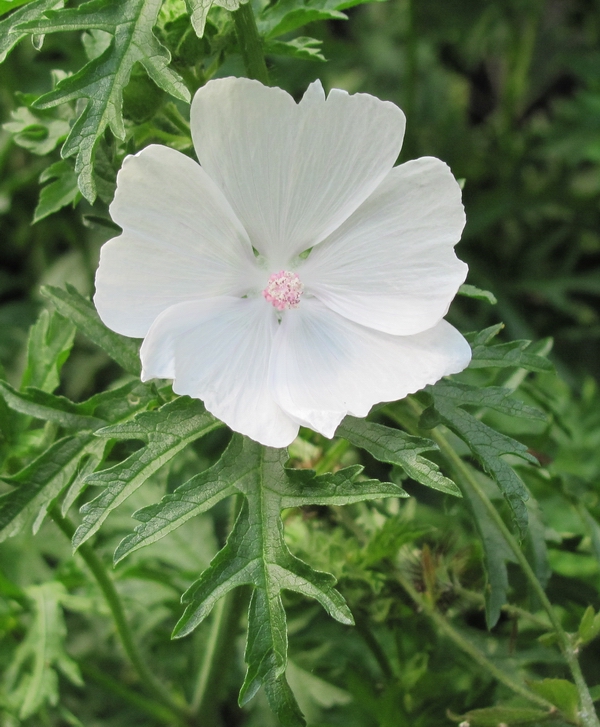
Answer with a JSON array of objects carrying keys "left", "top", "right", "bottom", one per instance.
[{"left": 0, "top": 0, "right": 599, "bottom": 725}]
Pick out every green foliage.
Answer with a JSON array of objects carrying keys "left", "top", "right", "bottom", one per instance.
[
  {"left": 17, "top": 0, "right": 190, "bottom": 201},
  {"left": 2, "top": 582, "right": 83, "bottom": 719},
  {"left": 2, "top": 0, "right": 600, "bottom": 725}
]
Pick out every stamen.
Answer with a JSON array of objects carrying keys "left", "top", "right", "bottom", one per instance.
[{"left": 262, "top": 270, "right": 304, "bottom": 311}]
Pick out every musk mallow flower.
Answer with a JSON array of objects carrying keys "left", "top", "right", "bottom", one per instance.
[{"left": 94, "top": 77, "right": 471, "bottom": 448}]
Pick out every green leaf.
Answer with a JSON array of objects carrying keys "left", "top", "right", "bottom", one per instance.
[
  {"left": 2, "top": 105, "right": 70, "bottom": 155},
  {"left": 451, "top": 706, "right": 553, "bottom": 726},
  {"left": 0, "top": 1, "right": 37, "bottom": 18},
  {"left": 21, "top": 309, "right": 75, "bottom": 393},
  {"left": 0, "top": 381, "right": 157, "bottom": 536},
  {"left": 19, "top": 0, "right": 190, "bottom": 201},
  {"left": 527, "top": 679, "right": 579, "bottom": 722},
  {"left": 264, "top": 36, "right": 325, "bottom": 61},
  {"left": 3, "top": 582, "right": 83, "bottom": 720},
  {"left": 0, "top": 0, "right": 62, "bottom": 62},
  {"left": 41, "top": 284, "right": 141, "bottom": 376},
  {"left": 34, "top": 160, "right": 80, "bottom": 223},
  {"left": 458, "top": 283, "right": 497, "bottom": 305},
  {"left": 0, "top": 435, "right": 97, "bottom": 542},
  {"left": 337, "top": 416, "right": 460, "bottom": 496},
  {"left": 72, "top": 397, "right": 221, "bottom": 550},
  {"left": 466, "top": 324, "right": 554, "bottom": 372},
  {"left": 258, "top": 0, "right": 385, "bottom": 39},
  {"left": 426, "top": 380, "right": 542, "bottom": 538},
  {"left": 0, "top": 381, "right": 104, "bottom": 430},
  {"left": 184, "top": 0, "right": 241, "bottom": 37},
  {"left": 578, "top": 606, "right": 600, "bottom": 646},
  {"left": 130, "top": 436, "right": 402, "bottom": 721},
  {"left": 458, "top": 466, "right": 517, "bottom": 629}
]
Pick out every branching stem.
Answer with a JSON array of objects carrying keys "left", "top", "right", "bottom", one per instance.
[
  {"left": 49, "top": 507, "right": 189, "bottom": 725},
  {"left": 397, "top": 398, "right": 600, "bottom": 727}
]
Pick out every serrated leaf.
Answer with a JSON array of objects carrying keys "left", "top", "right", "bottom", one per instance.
[
  {"left": 527, "top": 679, "right": 579, "bottom": 722},
  {"left": 0, "top": 381, "right": 104, "bottom": 430},
  {"left": 19, "top": 0, "right": 190, "bottom": 201},
  {"left": 2, "top": 105, "right": 70, "bottom": 155},
  {"left": 3, "top": 582, "right": 83, "bottom": 720},
  {"left": 0, "top": 381, "right": 156, "bottom": 535},
  {"left": 426, "top": 380, "right": 538, "bottom": 538},
  {"left": 337, "top": 416, "right": 460, "bottom": 496},
  {"left": 73, "top": 397, "right": 221, "bottom": 549},
  {"left": 466, "top": 324, "right": 554, "bottom": 372},
  {"left": 452, "top": 706, "right": 553, "bottom": 726},
  {"left": 264, "top": 36, "right": 325, "bottom": 61},
  {"left": 155, "top": 437, "right": 404, "bottom": 720},
  {"left": 458, "top": 283, "right": 497, "bottom": 305},
  {"left": 21, "top": 309, "right": 75, "bottom": 393},
  {"left": 0, "top": 435, "right": 94, "bottom": 541},
  {"left": 41, "top": 284, "right": 141, "bottom": 375},
  {"left": 0, "top": 0, "right": 62, "bottom": 62},
  {"left": 458, "top": 466, "right": 518, "bottom": 629},
  {"left": 34, "top": 160, "right": 80, "bottom": 222},
  {"left": 185, "top": 0, "right": 241, "bottom": 37}
]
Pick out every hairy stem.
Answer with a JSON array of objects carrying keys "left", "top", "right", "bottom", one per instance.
[
  {"left": 394, "top": 569, "right": 554, "bottom": 710},
  {"left": 49, "top": 507, "right": 189, "bottom": 724},
  {"left": 397, "top": 398, "right": 600, "bottom": 727},
  {"left": 233, "top": 2, "right": 269, "bottom": 84}
]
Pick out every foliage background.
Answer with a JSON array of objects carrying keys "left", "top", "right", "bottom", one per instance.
[{"left": 0, "top": 0, "right": 600, "bottom": 725}]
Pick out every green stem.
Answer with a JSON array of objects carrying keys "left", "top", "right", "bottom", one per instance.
[
  {"left": 191, "top": 586, "right": 249, "bottom": 720},
  {"left": 81, "top": 663, "right": 180, "bottom": 724},
  {"left": 233, "top": 1, "right": 269, "bottom": 84},
  {"left": 398, "top": 398, "right": 600, "bottom": 727},
  {"left": 455, "top": 586, "right": 551, "bottom": 631},
  {"left": 332, "top": 489, "right": 552, "bottom": 711},
  {"left": 49, "top": 507, "right": 189, "bottom": 724},
  {"left": 394, "top": 570, "right": 554, "bottom": 711}
]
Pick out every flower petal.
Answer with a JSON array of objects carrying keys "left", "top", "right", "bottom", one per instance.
[
  {"left": 300, "top": 157, "right": 468, "bottom": 336},
  {"left": 140, "top": 296, "right": 299, "bottom": 447},
  {"left": 94, "top": 144, "right": 261, "bottom": 337},
  {"left": 271, "top": 298, "right": 471, "bottom": 438},
  {"left": 190, "top": 78, "right": 405, "bottom": 267}
]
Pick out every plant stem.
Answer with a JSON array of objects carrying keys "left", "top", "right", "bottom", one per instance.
[
  {"left": 394, "top": 568, "right": 554, "bottom": 710},
  {"left": 49, "top": 507, "right": 189, "bottom": 724},
  {"left": 233, "top": 1, "right": 269, "bottom": 84},
  {"left": 81, "top": 663, "right": 180, "bottom": 724},
  {"left": 331, "top": 489, "right": 553, "bottom": 711},
  {"left": 454, "top": 585, "right": 551, "bottom": 631},
  {"left": 191, "top": 586, "right": 249, "bottom": 720},
  {"left": 397, "top": 398, "right": 600, "bottom": 727}
]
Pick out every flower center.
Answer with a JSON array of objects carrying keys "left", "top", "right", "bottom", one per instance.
[{"left": 262, "top": 270, "right": 304, "bottom": 311}]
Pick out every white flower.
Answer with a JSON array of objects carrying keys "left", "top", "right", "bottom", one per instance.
[{"left": 94, "top": 77, "right": 471, "bottom": 448}]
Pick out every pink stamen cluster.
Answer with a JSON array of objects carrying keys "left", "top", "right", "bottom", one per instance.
[{"left": 262, "top": 270, "right": 304, "bottom": 311}]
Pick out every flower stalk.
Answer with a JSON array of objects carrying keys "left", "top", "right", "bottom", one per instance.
[{"left": 233, "top": 1, "right": 269, "bottom": 84}]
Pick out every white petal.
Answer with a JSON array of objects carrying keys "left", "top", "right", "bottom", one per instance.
[
  {"left": 140, "top": 296, "right": 299, "bottom": 448},
  {"left": 271, "top": 298, "right": 471, "bottom": 438},
  {"left": 94, "top": 145, "right": 261, "bottom": 338},
  {"left": 300, "top": 157, "right": 468, "bottom": 336},
  {"left": 190, "top": 77, "right": 405, "bottom": 267}
]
